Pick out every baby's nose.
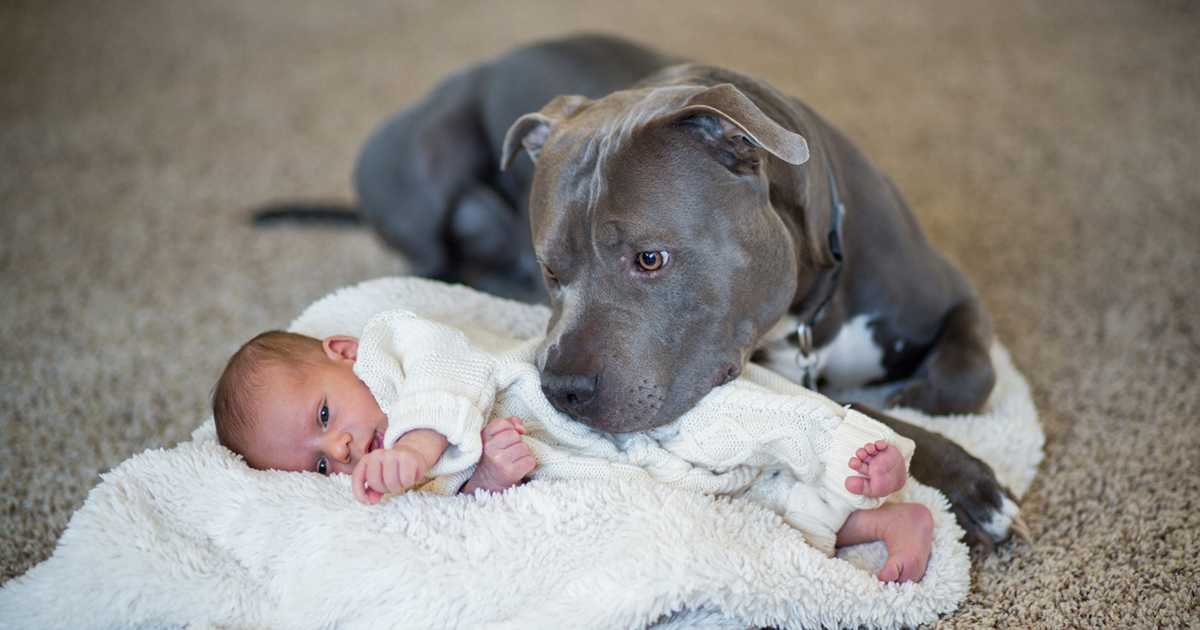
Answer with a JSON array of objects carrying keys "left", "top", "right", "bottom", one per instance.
[{"left": 330, "top": 432, "right": 353, "bottom": 464}]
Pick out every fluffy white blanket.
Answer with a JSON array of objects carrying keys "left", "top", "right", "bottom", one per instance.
[{"left": 0, "top": 277, "right": 1043, "bottom": 629}]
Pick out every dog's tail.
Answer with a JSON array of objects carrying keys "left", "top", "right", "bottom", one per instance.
[{"left": 250, "top": 202, "right": 363, "bottom": 227}]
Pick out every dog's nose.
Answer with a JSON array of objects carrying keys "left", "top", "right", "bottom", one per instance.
[{"left": 541, "top": 371, "right": 598, "bottom": 419}]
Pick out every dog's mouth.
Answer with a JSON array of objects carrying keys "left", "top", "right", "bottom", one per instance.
[
  {"left": 712, "top": 362, "right": 742, "bottom": 389},
  {"left": 579, "top": 361, "right": 743, "bottom": 434}
]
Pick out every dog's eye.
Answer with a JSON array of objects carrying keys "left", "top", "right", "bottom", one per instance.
[
  {"left": 541, "top": 264, "right": 559, "bottom": 285},
  {"left": 636, "top": 250, "right": 669, "bottom": 272}
]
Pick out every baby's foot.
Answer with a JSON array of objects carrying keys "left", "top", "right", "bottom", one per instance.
[
  {"left": 876, "top": 503, "right": 934, "bottom": 583},
  {"left": 845, "top": 440, "right": 906, "bottom": 497}
]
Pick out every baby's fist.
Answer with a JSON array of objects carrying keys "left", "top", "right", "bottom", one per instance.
[
  {"left": 468, "top": 417, "right": 536, "bottom": 493},
  {"left": 352, "top": 446, "right": 429, "bottom": 504}
]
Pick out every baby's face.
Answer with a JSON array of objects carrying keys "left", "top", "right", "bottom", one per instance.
[{"left": 240, "top": 336, "right": 388, "bottom": 476}]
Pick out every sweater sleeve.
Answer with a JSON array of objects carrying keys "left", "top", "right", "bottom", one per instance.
[
  {"left": 651, "top": 377, "right": 915, "bottom": 555},
  {"left": 653, "top": 376, "right": 915, "bottom": 508},
  {"left": 352, "top": 310, "right": 498, "bottom": 477}
]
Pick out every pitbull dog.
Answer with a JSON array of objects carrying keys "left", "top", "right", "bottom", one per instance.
[{"left": 256, "top": 34, "right": 1018, "bottom": 547}]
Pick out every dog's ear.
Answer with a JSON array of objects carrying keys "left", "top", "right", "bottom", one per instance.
[
  {"left": 501, "top": 95, "right": 591, "bottom": 171},
  {"left": 668, "top": 83, "right": 809, "bottom": 172}
]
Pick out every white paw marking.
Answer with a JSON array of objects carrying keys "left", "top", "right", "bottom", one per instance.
[{"left": 982, "top": 495, "right": 1019, "bottom": 541}]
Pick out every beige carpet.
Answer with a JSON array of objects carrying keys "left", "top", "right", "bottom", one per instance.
[{"left": 2, "top": 1, "right": 1197, "bottom": 626}]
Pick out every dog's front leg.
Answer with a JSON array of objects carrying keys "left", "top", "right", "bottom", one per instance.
[{"left": 848, "top": 403, "right": 1027, "bottom": 551}]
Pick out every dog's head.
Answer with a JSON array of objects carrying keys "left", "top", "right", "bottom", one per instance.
[{"left": 502, "top": 82, "right": 816, "bottom": 432}]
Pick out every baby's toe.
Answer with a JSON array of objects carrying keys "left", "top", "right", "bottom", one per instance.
[
  {"left": 900, "top": 558, "right": 928, "bottom": 583},
  {"left": 877, "top": 559, "right": 902, "bottom": 583}
]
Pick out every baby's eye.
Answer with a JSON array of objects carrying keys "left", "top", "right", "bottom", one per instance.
[
  {"left": 318, "top": 402, "right": 329, "bottom": 429},
  {"left": 316, "top": 456, "right": 329, "bottom": 476}
]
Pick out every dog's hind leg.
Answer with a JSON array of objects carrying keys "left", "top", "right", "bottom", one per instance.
[
  {"left": 450, "top": 184, "right": 522, "bottom": 269},
  {"left": 451, "top": 184, "right": 545, "bottom": 302},
  {"left": 353, "top": 66, "right": 498, "bottom": 281},
  {"left": 887, "top": 298, "right": 997, "bottom": 415}
]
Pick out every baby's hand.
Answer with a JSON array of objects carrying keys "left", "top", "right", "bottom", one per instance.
[
  {"left": 464, "top": 417, "right": 536, "bottom": 493},
  {"left": 352, "top": 444, "right": 431, "bottom": 505}
]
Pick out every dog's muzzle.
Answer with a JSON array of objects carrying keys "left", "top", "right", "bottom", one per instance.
[{"left": 541, "top": 370, "right": 599, "bottom": 421}]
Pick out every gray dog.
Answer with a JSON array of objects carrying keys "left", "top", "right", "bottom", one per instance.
[{"left": 256, "top": 34, "right": 1020, "bottom": 548}]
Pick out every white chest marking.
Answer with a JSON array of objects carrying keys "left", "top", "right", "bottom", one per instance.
[
  {"left": 757, "top": 314, "right": 887, "bottom": 389},
  {"left": 819, "top": 315, "right": 888, "bottom": 388}
]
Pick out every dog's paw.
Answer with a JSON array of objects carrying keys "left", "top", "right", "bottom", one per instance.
[
  {"left": 902, "top": 421, "right": 1027, "bottom": 551},
  {"left": 935, "top": 457, "right": 1028, "bottom": 550},
  {"left": 948, "top": 480, "right": 1026, "bottom": 551}
]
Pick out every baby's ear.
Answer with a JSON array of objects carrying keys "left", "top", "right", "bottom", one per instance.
[{"left": 322, "top": 336, "right": 359, "bottom": 362}]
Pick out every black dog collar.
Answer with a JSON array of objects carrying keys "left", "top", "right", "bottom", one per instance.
[{"left": 793, "top": 169, "right": 846, "bottom": 389}]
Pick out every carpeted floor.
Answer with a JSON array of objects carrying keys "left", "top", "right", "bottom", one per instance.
[{"left": 2, "top": 1, "right": 1197, "bottom": 626}]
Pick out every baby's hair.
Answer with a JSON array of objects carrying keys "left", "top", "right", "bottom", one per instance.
[{"left": 212, "top": 330, "right": 324, "bottom": 462}]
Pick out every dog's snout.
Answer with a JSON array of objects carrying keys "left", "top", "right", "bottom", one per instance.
[{"left": 541, "top": 371, "right": 599, "bottom": 418}]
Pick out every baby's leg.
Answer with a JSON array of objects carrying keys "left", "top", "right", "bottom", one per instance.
[
  {"left": 845, "top": 440, "right": 907, "bottom": 497},
  {"left": 836, "top": 502, "right": 933, "bottom": 582}
]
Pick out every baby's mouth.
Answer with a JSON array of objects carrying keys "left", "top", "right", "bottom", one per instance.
[{"left": 366, "top": 431, "right": 383, "bottom": 455}]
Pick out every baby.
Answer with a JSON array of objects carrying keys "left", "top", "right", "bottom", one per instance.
[{"left": 213, "top": 309, "right": 934, "bottom": 582}]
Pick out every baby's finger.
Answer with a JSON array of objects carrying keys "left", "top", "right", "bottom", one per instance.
[
  {"left": 398, "top": 457, "right": 421, "bottom": 489},
  {"left": 511, "top": 453, "right": 536, "bottom": 476},
  {"left": 500, "top": 440, "right": 534, "bottom": 461},
  {"left": 508, "top": 417, "right": 527, "bottom": 434},
  {"left": 366, "top": 456, "right": 386, "bottom": 497},
  {"left": 483, "top": 417, "right": 518, "bottom": 441},
  {"left": 352, "top": 459, "right": 368, "bottom": 504},
  {"left": 382, "top": 455, "right": 403, "bottom": 494},
  {"left": 499, "top": 442, "right": 535, "bottom": 465},
  {"left": 484, "top": 428, "right": 522, "bottom": 452}
]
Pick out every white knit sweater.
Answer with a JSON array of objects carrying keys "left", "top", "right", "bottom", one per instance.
[{"left": 352, "top": 309, "right": 914, "bottom": 555}]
